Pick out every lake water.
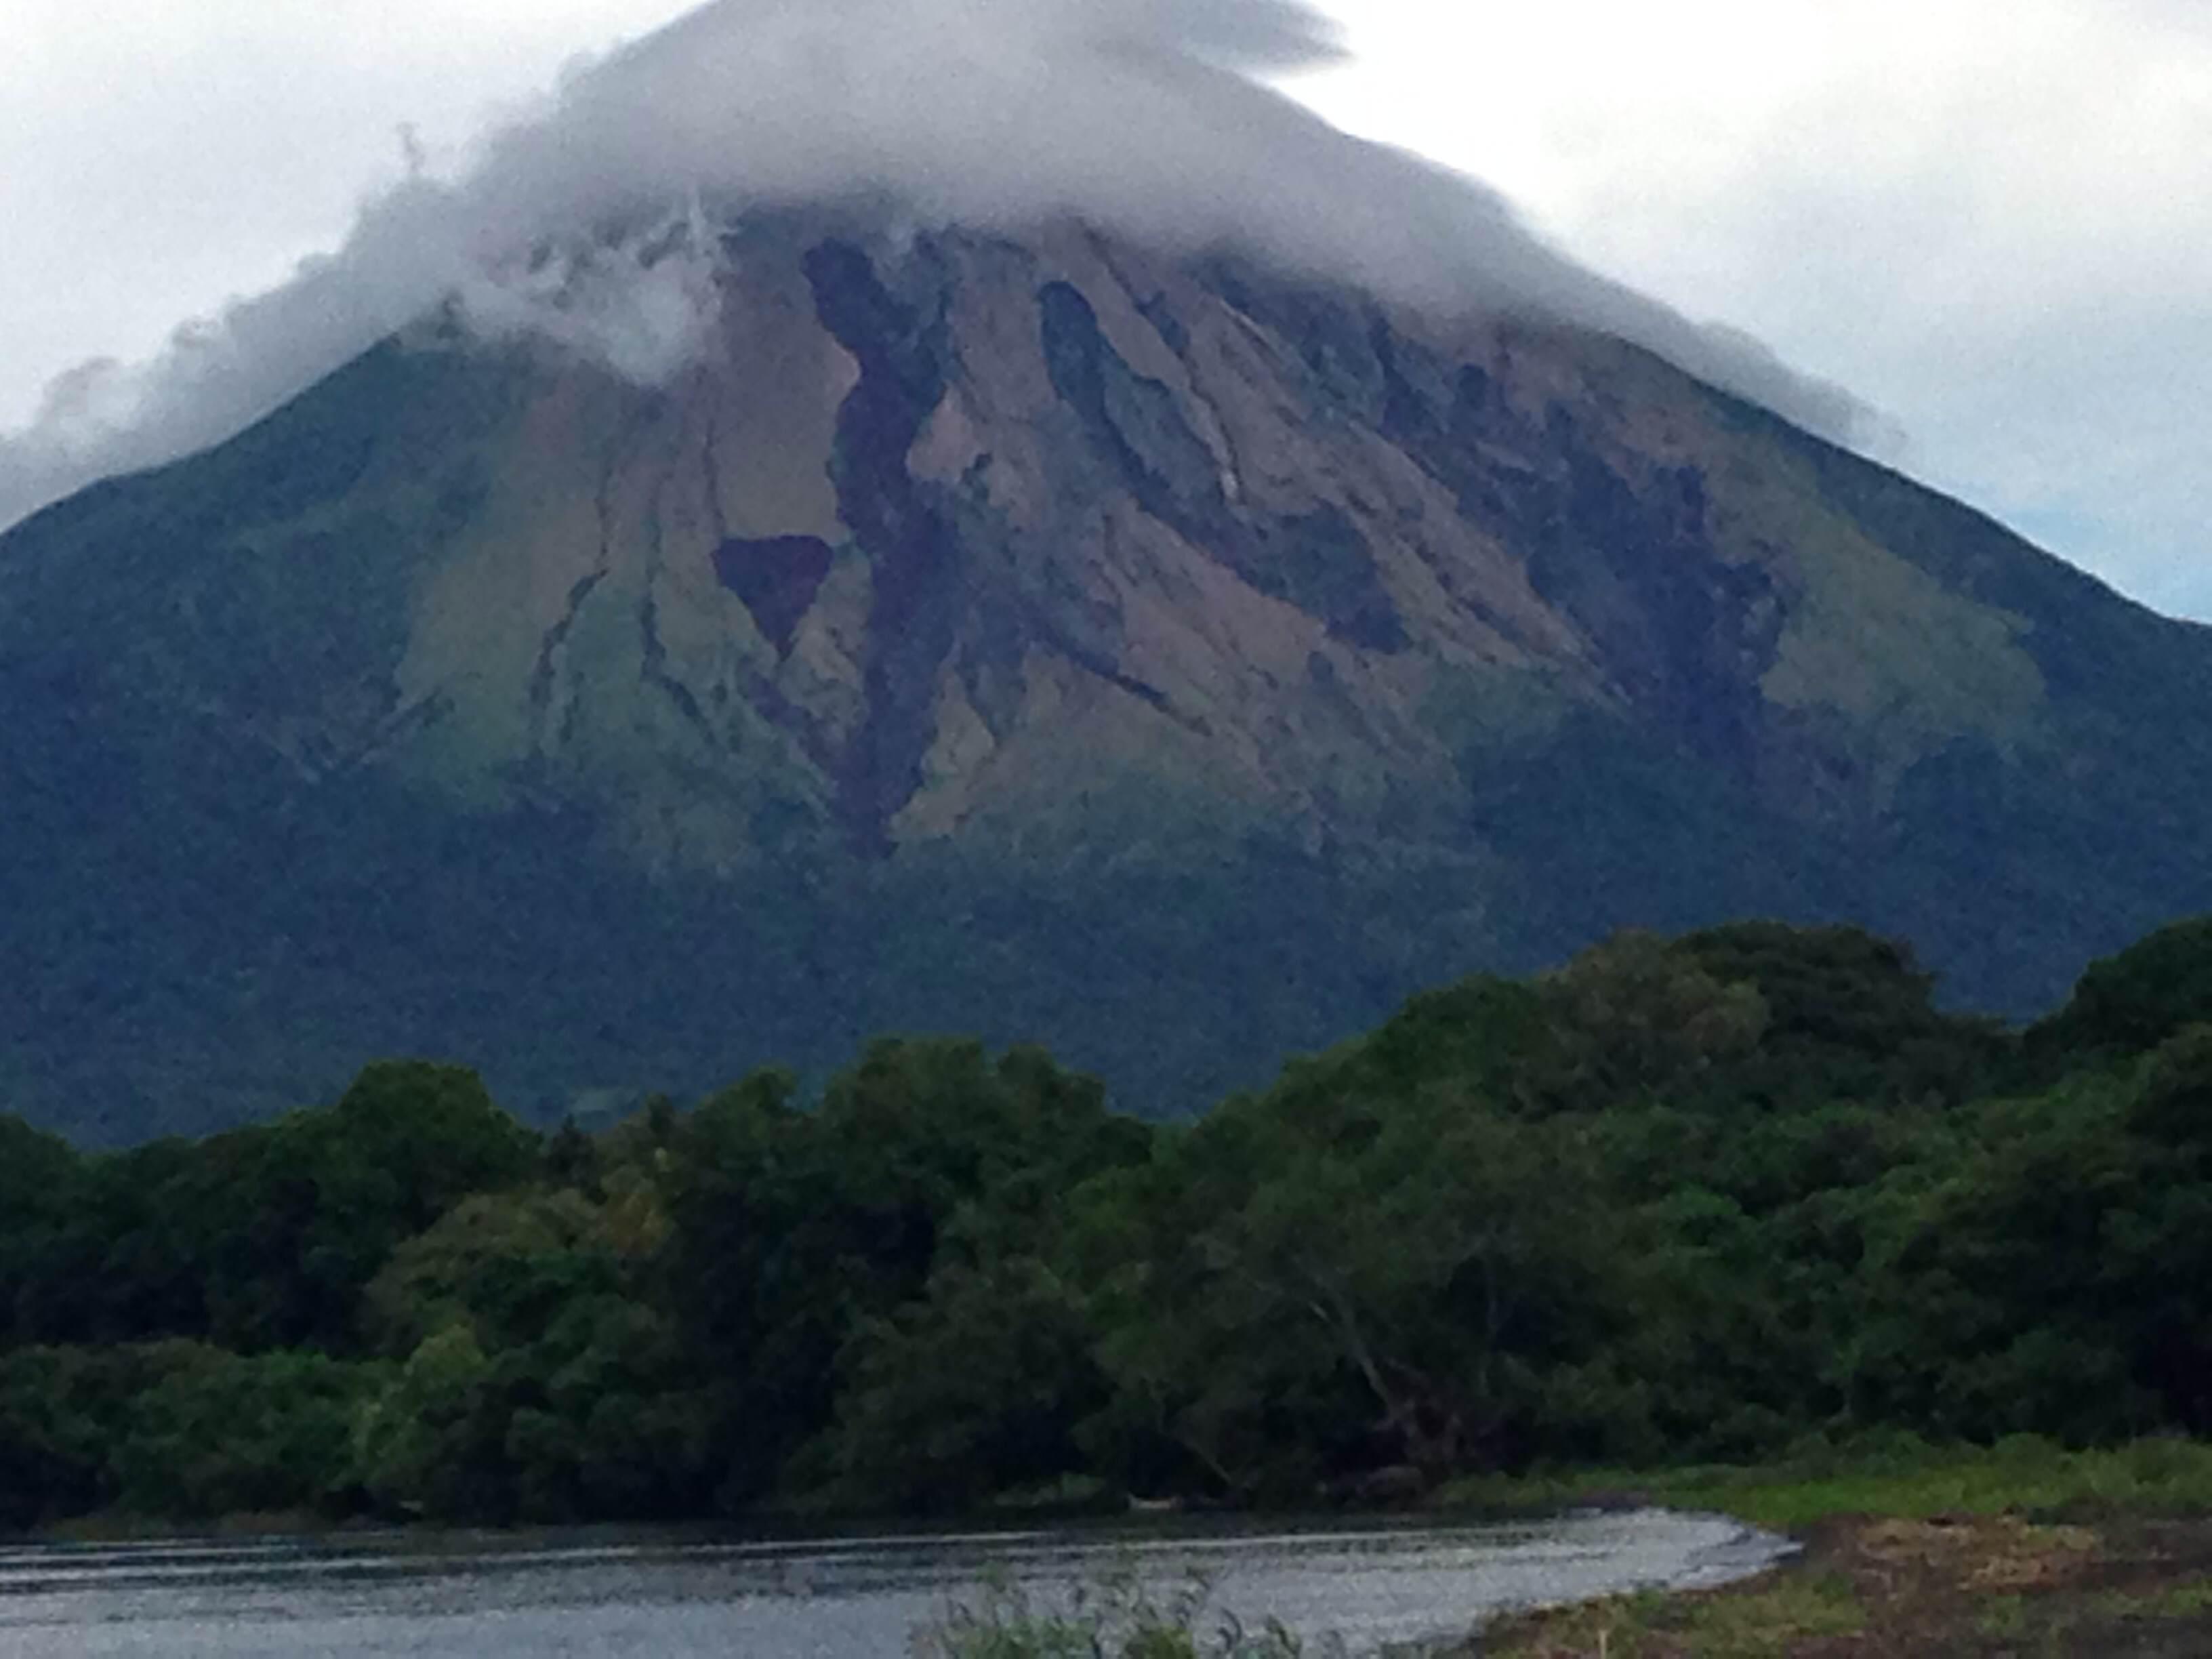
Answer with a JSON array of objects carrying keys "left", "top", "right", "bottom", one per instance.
[{"left": 0, "top": 1510, "right": 1789, "bottom": 1656}]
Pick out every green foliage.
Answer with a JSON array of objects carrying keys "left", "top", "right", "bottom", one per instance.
[
  {"left": 325, "top": 1061, "right": 540, "bottom": 1234},
  {"left": 661, "top": 1042, "right": 1148, "bottom": 1509},
  {"left": 0, "top": 1347, "right": 143, "bottom": 1527},
  {"left": 352, "top": 1324, "right": 500, "bottom": 1517},
  {"left": 110, "top": 1344, "right": 378, "bottom": 1518},
  {"left": 818, "top": 1256, "right": 1107, "bottom": 1513},
  {"left": 4, "top": 918, "right": 2212, "bottom": 1533},
  {"left": 1073, "top": 1084, "right": 1633, "bottom": 1500},
  {"left": 1671, "top": 922, "right": 2001, "bottom": 1109},
  {"left": 1542, "top": 929, "right": 1771, "bottom": 1107},
  {"left": 0, "top": 1059, "right": 537, "bottom": 1357},
  {"left": 362, "top": 1189, "right": 624, "bottom": 1356},
  {"left": 2032, "top": 918, "right": 2212, "bottom": 1063}
]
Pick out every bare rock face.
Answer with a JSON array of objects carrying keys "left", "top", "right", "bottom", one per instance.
[
  {"left": 4, "top": 215, "right": 2211, "bottom": 1137},
  {"left": 359, "top": 219, "right": 2047, "bottom": 863}
]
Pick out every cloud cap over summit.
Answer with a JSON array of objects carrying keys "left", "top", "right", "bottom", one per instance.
[{"left": 0, "top": 0, "right": 1867, "bottom": 537}]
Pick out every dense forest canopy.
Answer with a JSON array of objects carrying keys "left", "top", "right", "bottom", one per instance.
[{"left": 4, "top": 916, "right": 2211, "bottom": 1529}]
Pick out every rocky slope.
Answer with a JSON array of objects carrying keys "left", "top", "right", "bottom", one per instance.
[{"left": 5, "top": 215, "right": 2210, "bottom": 1137}]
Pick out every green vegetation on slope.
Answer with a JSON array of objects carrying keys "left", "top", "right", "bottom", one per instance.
[
  {"left": 4, "top": 917, "right": 2212, "bottom": 1531},
  {"left": 11, "top": 229, "right": 2212, "bottom": 1145}
]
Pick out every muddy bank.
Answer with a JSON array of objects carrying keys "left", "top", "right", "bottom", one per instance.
[{"left": 1471, "top": 1509, "right": 2212, "bottom": 1656}]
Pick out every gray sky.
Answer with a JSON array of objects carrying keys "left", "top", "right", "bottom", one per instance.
[{"left": 4, "top": 0, "right": 2207, "bottom": 617}]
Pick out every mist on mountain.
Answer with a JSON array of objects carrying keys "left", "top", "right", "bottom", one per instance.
[{"left": 0, "top": 0, "right": 1866, "bottom": 539}]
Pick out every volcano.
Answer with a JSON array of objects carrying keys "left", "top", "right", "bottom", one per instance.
[{"left": 5, "top": 12, "right": 2211, "bottom": 1141}]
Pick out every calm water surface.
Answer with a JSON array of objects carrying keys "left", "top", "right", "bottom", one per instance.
[{"left": 0, "top": 1511, "right": 1788, "bottom": 1656}]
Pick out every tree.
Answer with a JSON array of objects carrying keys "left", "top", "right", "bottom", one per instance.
[
  {"left": 352, "top": 1324, "right": 501, "bottom": 1518},
  {"left": 816, "top": 1256, "right": 1106, "bottom": 1512},
  {"left": 1076, "top": 1080, "right": 1630, "bottom": 1498},
  {"left": 110, "top": 1344, "right": 376, "bottom": 1517},
  {"left": 2032, "top": 919, "right": 2212, "bottom": 1064}
]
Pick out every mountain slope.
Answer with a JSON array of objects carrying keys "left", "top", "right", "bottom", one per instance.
[{"left": 5, "top": 216, "right": 2209, "bottom": 1139}]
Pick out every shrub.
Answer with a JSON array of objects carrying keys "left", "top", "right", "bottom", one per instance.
[{"left": 909, "top": 1565, "right": 1330, "bottom": 1658}]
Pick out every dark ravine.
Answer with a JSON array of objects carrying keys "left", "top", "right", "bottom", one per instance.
[{"left": 804, "top": 237, "right": 966, "bottom": 855}]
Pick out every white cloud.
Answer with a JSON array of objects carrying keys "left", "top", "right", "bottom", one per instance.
[
  {"left": 0, "top": 0, "right": 701, "bottom": 427},
  {"left": 0, "top": 0, "right": 1862, "bottom": 541}
]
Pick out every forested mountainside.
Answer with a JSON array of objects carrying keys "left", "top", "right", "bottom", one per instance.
[{"left": 5, "top": 216, "right": 2212, "bottom": 1139}]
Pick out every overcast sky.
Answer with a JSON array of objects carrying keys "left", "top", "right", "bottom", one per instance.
[{"left": 4, "top": 0, "right": 2207, "bottom": 617}]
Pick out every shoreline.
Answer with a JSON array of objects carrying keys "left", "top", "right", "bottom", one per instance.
[
  {"left": 1469, "top": 1510, "right": 2212, "bottom": 1656},
  {"left": 1447, "top": 1439, "right": 2212, "bottom": 1656}
]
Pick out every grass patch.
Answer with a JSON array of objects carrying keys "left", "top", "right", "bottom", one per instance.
[
  {"left": 1439, "top": 1435, "right": 2212, "bottom": 1532},
  {"left": 2095, "top": 1579, "right": 2212, "bottom": 1620},
  {"left": 1973, "top": 1593, "right": 2033, "bottom": 1639},
  {"left": 1482, "top": 1569, "right": 1863, "bottom": 1658}
]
